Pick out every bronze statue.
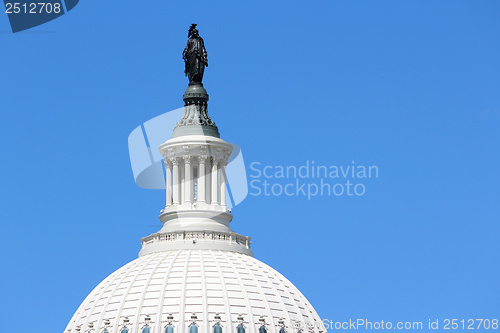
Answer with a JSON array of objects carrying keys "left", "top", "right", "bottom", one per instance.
[{"left": 183, "top": 24, "right": 208, "bottom": 85}]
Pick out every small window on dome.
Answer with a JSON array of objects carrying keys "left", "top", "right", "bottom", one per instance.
[
  {"left": 237, "top": 324, "right": 245, "bottom": 333},
  {"left": 213, "top": 324, "right": 222, "bottom": 333},
  {"left": 121, "top": 328, "right": 129, "bottom": 333},
  {"left": 189, "top": 325, "right": 198, "bottom": 333},
  {"left": 165, "top": 325, "right": 174, "bottom": 333},
  {"left": 279, "top": 328, "right": 286, "bottom": 333},
  {"left": 259, "top": 326, "right": 267, "bottom": 333},
  {"left": 142, "top": 326, "right": 151, "bottom": 333}
]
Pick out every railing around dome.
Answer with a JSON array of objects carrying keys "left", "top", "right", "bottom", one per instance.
[{"left": 141, "top": 231, "right": 251, "bottom": 249}]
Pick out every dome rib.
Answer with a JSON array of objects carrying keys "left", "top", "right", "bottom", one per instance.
[
  {"left": 267, "top": 267, "right": 306, "bottom": 328},
  {"left": 155, "top": 250, "right": 183, "bottom": 333},
  {"left": 221, "top": 251, "right": 257, "bottom": 333},
  {"left": 264, "top": 263, "right": 317, "bottom": 331},
  {"left": 208, "top": 250, "right": 233, "bottom": 331},
  {"left": 133, "top": 251, "right": 171, "bottom": 332},
  {"left": 113, "top": 253, "right": 163, "bottom": 333},
  {"left": 178, "top": 250, "right": 192, "bottom": 333},
  {"left": 199, "top": 250, "right": 209, "bottom": 331},
  {"left": 78, "top": 259, "right": 144, "bottom": 332},
  {"left": 239, "top": 256, "right": 295, "bottom": 332},
  {"left": 229, "top": 252, "right": 277, "bottom": 333}
]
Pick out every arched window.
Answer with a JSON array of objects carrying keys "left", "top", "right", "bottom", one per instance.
[
  {"left": 120, "top": 328, "right": 129, "bottom": 333},
  {"left": 142, "top": 326, "right": 151, "bottom": 333},
  {"left": 189, "top": 325, "right": 198, "bottom": 333},
  {"left": 259, "top": 326, "right": 267, "bottom": 333},
  {"left": 279, "top": 328, "right": 286, "bottom": 333},
  {"left": 237, "top": 324, "right": 245, "bottom": 333},
  {"left": 213, "top": 324, "right": 222, "bottom": 333}
]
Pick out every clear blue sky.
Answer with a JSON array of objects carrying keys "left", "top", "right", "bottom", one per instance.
[{"left": 1, "top": 1, "right": 499, "bottom": 332}]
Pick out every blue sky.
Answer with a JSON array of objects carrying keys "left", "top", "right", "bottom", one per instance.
[{"left": 1, "top": 1, "right": 499, "bottom": 332}]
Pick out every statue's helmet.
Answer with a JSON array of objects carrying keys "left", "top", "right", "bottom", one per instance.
[{"left": 188, "top": 24, "right": 199, "bottom": 38}]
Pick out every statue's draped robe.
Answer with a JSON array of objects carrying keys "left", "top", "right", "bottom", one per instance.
[{"left": 183, "top": 36, "right": 208, "bottom": 83}]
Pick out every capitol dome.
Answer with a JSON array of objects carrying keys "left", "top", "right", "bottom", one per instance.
[
  {"left": 66, "top": 250, "right": 323, "bottom": 333},
  {"left": 65, "top": 26, "right": 325, "bottom": 333}
]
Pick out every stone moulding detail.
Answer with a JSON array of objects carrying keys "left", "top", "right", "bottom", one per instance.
[{"left": 173, "top": 84, "right": 220, "bottom": 138}]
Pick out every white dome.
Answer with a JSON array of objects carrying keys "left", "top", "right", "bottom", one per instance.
[{"left": 65, "top": 249, "right": 324, "bottom": 333}]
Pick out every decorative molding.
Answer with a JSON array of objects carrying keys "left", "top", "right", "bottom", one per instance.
[
  {"left": 170, "top": 157, "right": 179, "bottom": 166},
  {"left": 174, "top": 86, "right": 219, "bottom": 135}
]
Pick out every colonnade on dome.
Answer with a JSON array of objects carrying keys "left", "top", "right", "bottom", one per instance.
[
  {"left": 160, "top": 137, "right": 232, "bottom": 213},
  {"left": 163, "top": 151, "right": 228, "bottom": 211}
]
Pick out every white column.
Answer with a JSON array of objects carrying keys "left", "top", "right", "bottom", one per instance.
[
  {"left": 198, "top": 156, "right": 206, "bottom": 203},
  {"left": 172, "top": 158, "right": 180, "bottom": 205},
  {"left": 184, "top": 156, "right": 192, "bottom": 203},
  {"left": 211, "top": 157, "right": 219, "bottom": 205},
  {"left": 165, "top": 161, "right": 172, "bottom": 206},
  {"left": 220, "top": 163, "right": 227, "bottom": 208},
  {"left": 180, "top": 160, "right": 185, "bottom": 203},
  {"left": 205, "top": 159, "right": 211, "bottom": 204}
]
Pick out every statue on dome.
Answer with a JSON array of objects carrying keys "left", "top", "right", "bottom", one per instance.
[{"left": 183, "top": 24, "right": 208, "bottom": 85}]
